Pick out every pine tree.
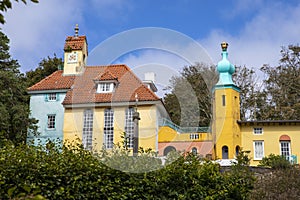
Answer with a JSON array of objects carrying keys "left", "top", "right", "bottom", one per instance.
[{"left": 0, "top": 30, "right": 37, "bottom": 144}]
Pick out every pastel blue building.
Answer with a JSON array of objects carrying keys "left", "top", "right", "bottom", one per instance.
[{"left": 27, "top": 71, "right": 75, "bottom": 145}]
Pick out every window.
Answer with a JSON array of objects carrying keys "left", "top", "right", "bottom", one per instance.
[
  {"left": 83, "top": 110, "right": 93, "bottom": 150},
  {"left": 222, "top": 95, "right": 226, "bottom": 106},
  {"left": 235, "top": 145, "right": 240, "bottom": 156},
  {"left": 125, "top": 108, "right": 134, "bottom": 148},
  {"left": 253, "top": 127, "right": 263, "bottom": 135},
  {"left": 280, "top": 141, "right": 291, "bottom": 157},
  {"left": 45, "top": 93, "right": 59, "bottom": 101},
  {"left": 47, "top": 115, "right": 56, "bottom": 129},
  {"left": 253, "top": 141, "right": 264, "bottom": 160},
  {"left": 222, "top": 145, "right": 229, "bottom": 159},
  {"left": 48, "top": 93, "right": 57, "bottom": 101},
  {"left": 192, "top": 147, "right": 197, "bottom": 155},
  {"left": 97, "top": 83, "right": 114, "bottom": 93},
  {"left": 104, "top": 108, "right": 114, "bottom": 149},
  {"left": 190, "top": 133, "right": 199, "bottom": 140}
]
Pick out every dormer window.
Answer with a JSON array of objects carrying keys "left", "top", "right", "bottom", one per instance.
[
  {"left": 97, "top": 82, "right": 115, "bottom": 93},
  {"left": 94, "top": 71, "right": 118, "bottom": 93}
]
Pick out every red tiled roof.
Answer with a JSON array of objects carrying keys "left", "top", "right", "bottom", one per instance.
[
  {"left": 62, "top": 65, "right": 160, "bottom": 105},
  {"left": 27, "top": 70, "right": 75, "bottom": 91},
  {"left": 64, "top": 36, "right": 86, "bottom": 51},
  {"left": 94, "top": 71, "right": 117, "bottom": 81}
]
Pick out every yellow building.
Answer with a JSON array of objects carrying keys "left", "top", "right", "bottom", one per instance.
[
  {"left": 27, "top": 26, "right": 300, "bottom": 165},
  {"left": 211, "top": 42, "right": 300, "bottom": 165},
  {"left": 240, "top": 121, "right": 300, "bottom": 165}
]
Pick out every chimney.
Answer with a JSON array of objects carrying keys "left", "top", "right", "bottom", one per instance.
[{"left": 143, "top": 72, "right": 157, "bottom": 92}]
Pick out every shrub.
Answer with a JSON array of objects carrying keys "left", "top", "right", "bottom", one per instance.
[
  {"left": 258, "top": 154, "right": 291, "bottom": 169},
  {"left": 0, "top": 141, "right": 255, "bottom": 199}
]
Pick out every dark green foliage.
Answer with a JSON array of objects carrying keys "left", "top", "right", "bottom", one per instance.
[
  {"left": 258, "top": 153, "right": 291, "bottom": 170},
  {"left": 0, "top": 0, "right": 39, "bottom": 24},
  {"left": 0, "top": 141, "right": 255, "bottom": 199},
  {"left": 259, "top": 45, "right": 300, "bottom": 120},
  {"left": 163, "top": 63, "right": 217, "bottom": 127},
  {"left": 0, "top": 30, "right": 37, "bottom": 144},
  {"left": 26, "top": 55, "right": 63, "bottom": 87}
]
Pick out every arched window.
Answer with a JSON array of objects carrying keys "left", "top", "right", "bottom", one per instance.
[
  {"left": 191, "top": 147, "right": 197, "bottom": 155},
  {"left": 235, "top": 145, "right": 240, "bottom": 156},
  {"left": 163, "top": 146, "right": 176, "bottom": 156},
  {"left": 222, "top": 145, "right": 229, "bottom": 159},
  {"left": 279, "top": 135, "right": 291, "bottom": 158}
]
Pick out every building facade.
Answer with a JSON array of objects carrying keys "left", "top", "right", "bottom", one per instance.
[{"left": 27, "top": 26, "right": 300, "bottom": 165}]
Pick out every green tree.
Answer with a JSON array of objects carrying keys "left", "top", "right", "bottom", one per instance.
[
  {"left": 163, "top": 63, "right": 217, "bottom": 127},
  {"left": 258, "top": 153, "right": 291, "bottom": 170},
  {"left": 0, "top": 0, "right": 38, "bottom": 24},
  {"left": 260, "top": 45, "right": 300, "bottom": 120},
  {"left": 0, "top": 30, "right": 37, "bottom": 144},
  {"left": 26, "top": 55, "right": 63, "bottom": 87},
  {"left": 233, "top": 65, "right": 266, "bottom": 121}
]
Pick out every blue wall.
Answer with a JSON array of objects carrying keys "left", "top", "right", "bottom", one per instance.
[{"left": 27, "top": 92, "right": 66, "bottom": 146}]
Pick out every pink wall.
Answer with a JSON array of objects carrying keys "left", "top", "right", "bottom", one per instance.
[{"left": 158, "top": 141, "right": 213, "bottom": 157}]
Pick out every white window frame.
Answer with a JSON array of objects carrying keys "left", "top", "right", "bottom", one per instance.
[
  {"left": 104, "top": 108, "right": 114, "bottom": 149},
  {"left": 83, "top": 109, "right": 93, "bottom": 150},
  {"left": 48, "top": 93, "right": 57, "bottom": 101},
  {"left": 253, "top": 127, "right": 263, "bottom": 135},
  {"left": 190, "top": 133, "right": 199, "bottom": 140},
  {"left": 125, "top": 107, "right": 134, "bottom": 149},
  {"left": 253, "top": 141, "right": 264, "bottom": 160},
  {"left": 47, "top": 114, "right": 56, "bottom": 129},
  {"left": 280, "top": 141, "right": 291, "bottom": 157},
  {"left": 97, "top": 83, "right": 114, "bottom": 93}
]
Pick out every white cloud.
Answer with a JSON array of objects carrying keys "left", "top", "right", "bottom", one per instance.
[
  {"left": 201, "top": 2, "right": 300, "bottom": 72},
  {"left": 2, "top": 0, "right": 84, "bottom": 72},
  {"left": 1, "top": 0, "right": 133, "bottom": 72}
]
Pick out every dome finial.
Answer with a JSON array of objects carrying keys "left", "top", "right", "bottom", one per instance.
[
  {"left": 74, "top": 24, "right": 79, "bottom": 37},
  {"left": 221, "top": 42, "right": 228, "bottom": 52}
]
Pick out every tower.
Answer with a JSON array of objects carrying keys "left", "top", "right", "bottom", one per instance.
[
  {"left": 212, "top": 42, "right": 241, "bottom": 159},
  {"left": 63, "top": 24, "right": 88, "bottom": 75}
]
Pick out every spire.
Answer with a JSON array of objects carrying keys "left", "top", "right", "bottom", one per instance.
[
  {"left": 74, "top": 24, "right": 79, "bottom": 37},
  {"left": 216, "top": 42, "right": 235, "bottom": 85}
]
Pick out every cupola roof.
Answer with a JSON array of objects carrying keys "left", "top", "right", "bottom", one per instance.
[{"left": 216, "top": 42, "right": 235, "bottom": 85}]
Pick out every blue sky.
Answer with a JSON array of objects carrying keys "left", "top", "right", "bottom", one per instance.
[{"left": 2, "top": 0, "right": 300, "bottom": 91}]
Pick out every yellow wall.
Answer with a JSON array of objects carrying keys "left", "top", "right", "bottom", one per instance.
[
  {"left": 241, "top": 124, "right": 300, "bottom": 166},
  {"left": 158, "top": 126, "right": 212, "bottom": 142},
  {"left": 63, "top": 105, "right": 158, "bottom": 152},
  {"left": 213, "top": 87, "right": 241, "bottom": 159}
]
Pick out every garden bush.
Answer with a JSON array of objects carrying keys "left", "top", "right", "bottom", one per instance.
[{"left": 0, "top": 140, "right": 255, "bottom": 199}]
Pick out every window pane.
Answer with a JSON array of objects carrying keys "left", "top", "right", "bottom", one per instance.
[
  {"left": 253, "top": 127, "right": 263, "bottom": 134},
  {"left": 48, "top": 93, "right": 57, "bottom": 101},
  {"left": 254, "top": 141, "right": 264, "bottom": 160},
  {"left": 125, "top": 108, "right": 134, "bottom": 148},
  {"left": 280, "top": 141, "right": 290, "bottom": 157},
  {"left": 47, "top": 115, "right": 55, "bottom": 129},
  {"left": 83, "top": 110, "right": 93, "bottom": 150},
  {"left": 104, "top": 108, "right": 114, "bottom": 149}
]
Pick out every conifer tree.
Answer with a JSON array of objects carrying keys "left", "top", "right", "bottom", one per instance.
[{"left": 0, "top": 30, "right": 37, "bottom": 144}]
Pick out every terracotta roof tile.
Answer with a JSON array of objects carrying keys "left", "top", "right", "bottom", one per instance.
[
  {"left": 27, "top": 70, "right": 75, "bottom": 91},
  {"left": 62, "top": 64, "right": 160, "bottom": 105},
  {"left": 64, "top": 36, "right": 86, "bottom": 51},
  {"left": 94, "top": 71, "right": 117, "bottom": 81}
]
